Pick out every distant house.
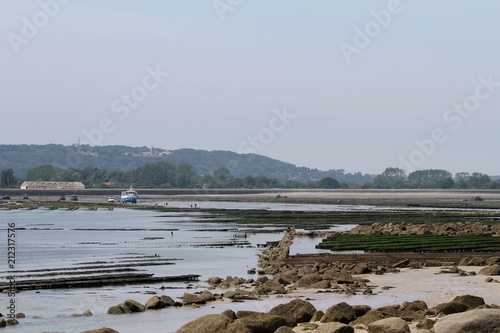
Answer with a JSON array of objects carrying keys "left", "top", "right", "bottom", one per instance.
[{"left": 20, "top": 181, "right": 85, "bottom": 190}]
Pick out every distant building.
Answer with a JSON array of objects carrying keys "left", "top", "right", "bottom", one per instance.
[{"left": 20, "top": 181, "right": 85, "bottom": 190}]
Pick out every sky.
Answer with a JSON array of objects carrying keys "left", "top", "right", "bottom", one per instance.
[{"left": 1, "top": 0, "right": 499, "bottom": 175}]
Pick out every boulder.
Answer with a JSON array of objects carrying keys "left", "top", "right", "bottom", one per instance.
[
  {"left": 81, "top": 328, "right": 119, "bottom": 333},
  {"left": 221, "top": 309, "right": 237, "bottom": 320},
  {"left": 175, "top": 314, "right": 232, "bottom": 333},
  {"left": 160, "top": 295, "right": 176, "bottom": 306},
  {"left": 145, "top": 296, "right": 166, "bottom": 309},
  {"left": 311, "top": 310, "right": 325, "bottom": 322},
  {"left": 270, "top": 299, "right": 317, "bottom": 323},
  {"left": 367, "top": 317, "right": 410, "bottom": 333},
  {"left": 433, "top": 301, "right": 469, "bottom": 315},
  {"left": 224, "top": 314, "right": 289, "bottom": 333},
  {"left": 353, "top": 305, "right": 372, "bottom": 317},
  {"left": 478, "top": 265, "right": 500, "bottom": 276},
  {"left": 124, "top": 299, "right": 145, "bottom": 313},
  {"left": 207, "top": 276, "right": 222, "bottom": 285},
  {"left": 0, "top": 320, "right": 5, "bottom": 328},
  {"left": 320, "top": 302, "right": 356, "bottom": 324},
  {"left": 452, "top": 295, "right": 485, "bottom": 309},
  {"left": 295, "top": 273, "right": 323, "bottom": 288},
  {"left": 350, "top": 310, "right": 387, "bottom": 326},
  {"left": 486, "top": 256, "right": 500, "bottom": 266},
  {"left": 433, "top": 309, "right": 500, "bottom": 333},
  {"left": 182, "top": 293, "right": 205, "bottom": 305},
  {"left": 314, "top": 322, "right": 354, "bottom": 333},
  {"left": 198, "top": 290, "right": 216, "bottom": 302}
]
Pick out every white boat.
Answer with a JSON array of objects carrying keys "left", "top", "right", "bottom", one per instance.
[{"left": 121, "top": 186, "right": 138, "bottom": 203}]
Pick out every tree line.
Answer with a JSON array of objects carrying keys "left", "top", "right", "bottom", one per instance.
[{"left": 0, "top": 163, "right": 498, "bottom": 189}]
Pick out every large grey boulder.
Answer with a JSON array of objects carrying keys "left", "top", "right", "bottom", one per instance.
[
  {"left": 270, "top": 299, "right": 317, "bottom": 323},
  {"left": 175, "top": 314, "right": 232, "bottom": 333},
  {"left": 434, "top": 309, "right": 500, "bottom": 333},
  {"left": 123, "top": 299, "right": 145, "bottom": 312},
  {"left": 367, "top": 317, "right": 410, "bottom": 333},
  {"left": 320, "top": 302, "right": 356, "bottom": 324},
  {"left": 314, "top": 322, "right": 354, "bottom": 333},
  {"left": 479, "top": 265, "right": 500, "bottom": 275},
  {"left": 452, "top": 295, "right": 485, "bottom": 309},
  {"left": 224, "top": 314, "right": 289, "bottom": 333}
]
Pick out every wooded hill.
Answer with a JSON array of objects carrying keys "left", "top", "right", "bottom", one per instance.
[{"left": 0, "top": 144, "right": 374, "bottom": 184}]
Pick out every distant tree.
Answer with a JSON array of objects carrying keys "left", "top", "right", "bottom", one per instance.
[
  {"left": 373, "top": 167, "right": 407, "bottom": 188},
  {"left": 319, "top": 177, "right": 340, "bottom": 189},
  {"left": 0, "top": 169, "right": 17, "bottom": 188},
  {"left": 454, "top": 172, "right": 470, "bottom": 188},
  {"left": 26, "top": 165, "right": 58, "bottom": 181},
  {"left": 212, "top": 167, "right": 232, "bottom": 188},
  {"left": 408, "top": 169, "right": 453, "bottom": 188},
  {"left": 468, "top": 172, "right": 491, "bottom": 188}
]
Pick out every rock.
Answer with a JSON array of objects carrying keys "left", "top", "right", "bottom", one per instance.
[
  {"left": 351, "top": 310, "right": 387, "bottom": 326},
  {"left": 199, "top": 290, "right": 216, "bottom": 302},
  {"left": 221, "top": 309, "right": 237, "bottom": 320},
  {"left": 486, "top": 256, "right": 500, "bottom": 266},
  {"left": 224, "top": 314, "right": 288, "bottom": 333},
  {"left": 433, "top": 301, "right": 469, "bottom": 315},
  {"left": 308, "top": 280, "right": 330, "bottom": 289},
  {"left": 270, "top": 299, "right": 317, "bottom": 323},
  {"left": 207, "top": 276, "right": 222, "bottom": 285},
  {"left": 81, "top": 328, "right": 119, "bottom": 333},
  {"left": 295, "top": 273, "right": 323, "bottom": 288},
  {"left": 401, "top": 300, "right": 427, "bottom": 312},
  {"left": 311, "top": 310, "right": 325, "bottom": 322},
  {"left": 335, "top": 273, "right": 354, "bottom": 284},
  {"left": 376, "top": 305, "right": 400, "bottom": 317},
  {"left": 452, "top": 295, "right": 485, "bottom": 309},
  {"left": 145, "top": 296, "right": 166, "bottom": 309},
  {"left": 320, "top": 302, "right": 356, "bottom": 324},
  {"left": 416, "top": 318, "right": 435, "bottom": 330},
  {"left": 367, "top": 317, "right": 410, "bottom": 333},
  {"left": 175, "top": 314, "right": 232, "bottom": 333},
  {"left": 124, "top": 299, "right": 146, "bottom": 313},
  {"left": 433, "top": 309, "right": 500, "bottom": 333},
  {"left": 353, "top": 305, "right": 372, "bottom": 317},
  {"left": 393, "top": 259, "right": 410, "bottom": 268},
  {"left": 314, "top": 322, "right": 354, "bottom": 333},
  {"left": 107, "top": 305, "right": 125, "bottom": 315},
  {"left": 478, "top": 265, "right": 500, "bottom": 275},
  {"left": 0, "top": 319, "right": 5, "bottom": 328},
  {"left": 182, "top": 292, "right": 205, "bottom": 305},
  {"left": 351, "top": 262, "right": 371, "bottom": 274},
  {"left": 15, "top": 312, "right": 26, "bottom": 318},
  {"left": 160, "top": 295, "right": 176, "bottom": 306}
]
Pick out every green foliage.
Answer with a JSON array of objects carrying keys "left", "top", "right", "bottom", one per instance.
[
  {"left": 317, "top": 234, "right": 500, "bottom": 252},
  {"left": 0, "top": 169, "right": 17, "bottom": 188}
]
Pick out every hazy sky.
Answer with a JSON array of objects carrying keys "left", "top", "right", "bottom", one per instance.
[{"left": 1, "top": 1, "right": 499, "bottom": 175}]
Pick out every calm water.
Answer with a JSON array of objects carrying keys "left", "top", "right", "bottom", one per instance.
[
  {"left": 1, "top": 201, "right": 492, "bottom": 332},
  {"left": 0, "top": 205, "right": 349, "bottom": 332}
]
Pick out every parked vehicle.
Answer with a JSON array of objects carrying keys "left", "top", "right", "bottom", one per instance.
[
  {"left": 71, "top": 195, "right": 78, "bottom": 201},
  {"left": 2, "top": 195, "right": 10, "bottom": 200}
]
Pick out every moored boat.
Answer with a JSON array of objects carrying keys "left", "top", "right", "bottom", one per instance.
[{"left": 121, "top": 186, "right": 138, "bottom": 203}]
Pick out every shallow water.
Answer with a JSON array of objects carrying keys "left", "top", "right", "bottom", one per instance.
[
  {"left": 1, "top": 203, "right": 495, "bottom": 332},
  {"left": 1, "top": 206, "right": 336, "bottom": 332}
]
